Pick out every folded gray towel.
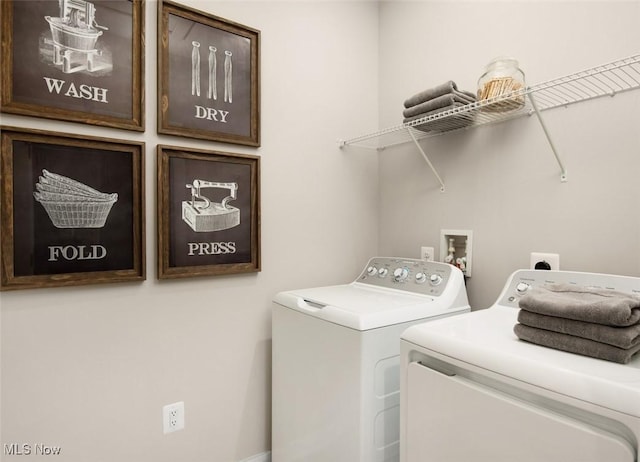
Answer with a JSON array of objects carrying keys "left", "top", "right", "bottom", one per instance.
[
  {"left": 403, "top": 92, "right": 476, "bottom": 118},
  {"left": 403, "top": 103, "right": 466, "bottom": 123},
  {"left": 404, "top": 81, "right": 476, "bottom": 108},
  {"left": 519, "top": 284, "right": 640, "bottom": 327},
  {"left": 518, "top": 310, "right": 640, "bottom": 349},
  {"left": 514, "top": 323, "right": 640, "bottom": 364},
  {"left": 403, "top": 103, "right": 476, "bottom": 133}
]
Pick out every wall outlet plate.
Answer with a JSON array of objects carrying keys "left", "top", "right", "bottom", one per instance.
[
  {"left": 163, "top": 401, "right": 185, "bottom": 434},
  {"left": 421, "top": 246, "right": 435, "bottom": 261},
  {"left": 530, "top": 252, "right": 560, "bottom": 271}
]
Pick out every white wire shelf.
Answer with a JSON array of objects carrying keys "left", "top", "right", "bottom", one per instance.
[{"left": 340, "top": 54, "right": 640, "bottom": 151}]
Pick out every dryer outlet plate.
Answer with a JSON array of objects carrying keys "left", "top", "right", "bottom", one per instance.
[{"left": 530, "top": 252, "right": 560, "bottom": 271}]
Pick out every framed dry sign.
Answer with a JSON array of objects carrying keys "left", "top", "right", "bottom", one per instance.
[
  {"left": 0, "top": 0, "right": 145, "bottom": 131},
  {"left": 157, "top": 145, "right": 260, "bottom": 279},
  {"left": 0, "top": 126, "right": 145, "bottom": 290},
  {"left": 158, "top": 1, "right": 260, "bottom": 146}
]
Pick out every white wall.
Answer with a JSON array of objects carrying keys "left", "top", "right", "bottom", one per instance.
[
  {"left": 377, "top": 0, "right": 640, "bottom": 308},
  {"left": 0, "top": 2, "right": 379, "bottom": 461}
]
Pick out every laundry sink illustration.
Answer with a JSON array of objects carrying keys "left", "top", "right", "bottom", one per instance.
[{"left": 44, "top": 0, "right": 109, "bottom": 73}]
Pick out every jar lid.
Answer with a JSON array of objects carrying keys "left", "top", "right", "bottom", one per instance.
[{"left": 487, "top": 56, "right": 521, "bottom": 69}]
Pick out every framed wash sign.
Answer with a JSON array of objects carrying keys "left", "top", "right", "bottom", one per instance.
[
  {"left": 157, "top": 145, "right": 260, "bottom": 279},
  {"left": 158, "top": 1, "right": 260, "bottom": 146},
  {"left": 0, "top": 126, "right": 145, "bottom": 290},
  {"left": 0, "top": 0, "right": 145, "bottom": 131}
]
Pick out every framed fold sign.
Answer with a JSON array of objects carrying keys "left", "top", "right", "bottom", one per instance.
[
  {"left": 157, "top": 145, "right": 261, "bottom": 279},
  {"left": 158, "top": 1, "right": 260, "bottom": 146},
  {"left": 0, "top": 126, "right": 146, "bottom": 290},
  {"left": 0, "top": 0, "right": 145, "bottom": 131}
]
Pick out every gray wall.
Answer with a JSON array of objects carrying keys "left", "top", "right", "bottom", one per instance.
[
  {"left": 377, "top": 1, "right": 640, "bottom": 309},
  {"left": 0, "top": 2, "right": 379, "bottom": 461},
  {"left": 2, "top": 1, "right": 639, "bottom": 461}
]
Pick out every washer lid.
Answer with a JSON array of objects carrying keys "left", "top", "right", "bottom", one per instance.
[
  {"left": 273, "top": 283, "right": 468, "bottom": 331},
  {"left": 402, "top": 306, "right": 640, "bottom": 418}
]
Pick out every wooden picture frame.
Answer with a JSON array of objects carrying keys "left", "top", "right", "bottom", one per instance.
[
  {"left": 157, "top": 145, "right": 260, "bottom": 279},
  {"left": 0, "top": 0, "right": 145, "bottom": 131},
  {"left": 0, "top": 126, "right": 145, "bottom": 290},
  {"left": 158, "top": 1, "right": 260, "bottom": 146}
]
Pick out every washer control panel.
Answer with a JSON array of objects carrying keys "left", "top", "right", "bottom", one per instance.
[
  {"left": 356, "top": 257, "right": 455, "bottom": 296},
  {"left": 499, "top": 269, "right": 640, "bottom": 308}
]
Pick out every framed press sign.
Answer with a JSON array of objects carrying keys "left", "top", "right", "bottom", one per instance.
[
  {"left": 158, "top": 1, "right": 260, "bottom": 146},
  {"left": 0, "top": 0, "right": 145, "bottom": 131},
  {"left": 0, "top": 126, "right": 145, "bottom": 290},
  {"left": 157, "top": 145, "right": 261, "bottom": 279}
]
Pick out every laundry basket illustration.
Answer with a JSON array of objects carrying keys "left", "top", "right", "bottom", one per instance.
[{"left": 33, "top": 170, "right": 118, "bottom": 229}]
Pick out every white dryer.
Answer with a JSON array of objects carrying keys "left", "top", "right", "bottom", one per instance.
[
  {"left": 400, "top": 269, "right": 640, "bottom": 462},
  {"left": 272, "top": 257, "right": 469, "bottom": 462}
]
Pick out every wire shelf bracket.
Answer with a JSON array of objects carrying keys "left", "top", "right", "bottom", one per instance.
[
  {"left": 527, "top": 92, "right": 568, "bottom": 182},
  {"left": 407, "top": 127, "right": 446, "bottom": 192}
]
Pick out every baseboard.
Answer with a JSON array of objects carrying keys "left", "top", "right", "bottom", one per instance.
[{"left": 239, "top": 451, "right": 271, "bottom": 462}]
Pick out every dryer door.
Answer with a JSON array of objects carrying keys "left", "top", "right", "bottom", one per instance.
[{"left": 405, "top": 361, "right": 635, "bottom": 462}]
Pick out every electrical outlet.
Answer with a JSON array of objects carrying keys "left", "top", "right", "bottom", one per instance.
[
  {"left": 163, "top": 401, "right": 185, "bottom": 434},
  {"left": 421, "top": 246, "right": 435, "bottom": 261},
  {"left": 530, "top": 252, "right": 560, "bottom": 271}
]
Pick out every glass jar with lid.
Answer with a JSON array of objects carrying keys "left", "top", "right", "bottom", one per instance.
[{"left": 477, "top": 57, "right": 526, "bottom": 112}]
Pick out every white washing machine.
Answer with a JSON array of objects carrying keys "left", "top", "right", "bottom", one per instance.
[
  {"left": 400, "top": 269, "right": 640, "bottom": 462},
  {"left": 272, "top": 257, "right": 470, "bottom": 462}
]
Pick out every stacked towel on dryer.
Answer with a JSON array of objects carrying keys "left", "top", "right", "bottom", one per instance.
[
  {"left": 514, "top": 283, "right": 640, "bottom": 364},
  {"left": 402, "top": 81, "right": 477, "bottom": 133}
]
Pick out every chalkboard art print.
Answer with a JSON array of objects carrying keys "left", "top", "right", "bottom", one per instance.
[
  {"left": 0, "top": 0, "right": 144, "bottom": 131},
  {"left": 157, "top": 145, "right": 261, "bottom": 279},
  {"left": 0, "top": 127, "right": 145, "bottom": 290},
  {"left": 158, "top": 1, "right": 260, "bottom": 146}
]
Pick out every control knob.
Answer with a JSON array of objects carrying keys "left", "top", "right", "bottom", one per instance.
[
  {"left": 378, "top": 268, "right": 388, "bottom": 278},
  {"left": 366, "top": 266, "right": 377, "bottom": 276},
  {"left": 516, "top": 282, "right": 531, "bottom": 294},
  {"left": 393, "top": 267, "right": 409, "bottom": 282},
  {"left": 429, "top": 274, "right": 443, "bottom": 286},
  {"left": 415, "top": 272, "right": 427, "bottom": 284}
]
